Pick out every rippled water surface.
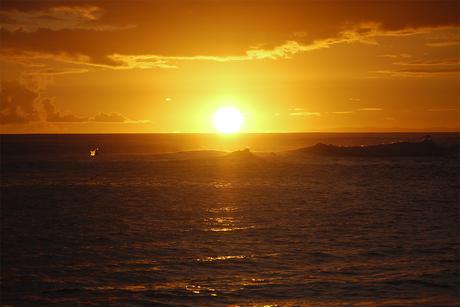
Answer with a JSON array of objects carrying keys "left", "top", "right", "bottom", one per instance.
[{"left": 1, "top": 134, "right": 459, "bottom": 306}]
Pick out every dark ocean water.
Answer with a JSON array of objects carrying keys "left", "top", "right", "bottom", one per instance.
[{"left": 1, "top": 133, "right": 459, "bottom": 306}]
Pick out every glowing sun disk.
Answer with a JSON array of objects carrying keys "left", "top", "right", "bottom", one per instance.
[{"left": 213, "top": 107, "right": 243, "bottom": 133}]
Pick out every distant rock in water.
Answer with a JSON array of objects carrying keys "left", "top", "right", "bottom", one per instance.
[
  {"left": 223, "top": 148, "right": 263, "bottom": 161},
  {"left": 288, "top": 139, "right": 459, "bottom": 157}
]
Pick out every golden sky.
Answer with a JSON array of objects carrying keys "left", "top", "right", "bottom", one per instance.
[{"left": 1, "top": 0, "right": 459, "bottom": 133}]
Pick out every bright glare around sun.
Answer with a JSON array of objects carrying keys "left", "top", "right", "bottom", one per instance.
[{"left": 213, "top": 107, "right": 244, "bottom": 134}]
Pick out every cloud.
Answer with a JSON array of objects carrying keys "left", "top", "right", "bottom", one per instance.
[
  {"left": 393, "top": 58, "right": 460, "bottom": 66},
  {"left": 0, "top": 5, "right": 133, "bottom": 32},
  {"left": 378, "top": 54, "right": 412, "bottom": 59},
  {"left": 374, "top": 56, "right": 460, "bottom": 77},
  {"left": 26, "top": 68, "right": 89, "bottom": 75},
  {"left": 401, "top": 67, "right": 460, "bottom": 73},
  {"left": 107, "top": 21, "right": 442, "bottom": 69},
  {"left": 288, "top": 108, "right": 304, "bottom": 111},
  {"left": 358, "top": 108, "right": 383, "bottom": 111},
  {"left": 0, "top": 48, "right": 89, "bottom": 65},
  {"left": 0, "top": 80, "right": 87, "bottom": 123},
  {"left": 46, "top": 24, "right": 460, "bottom": 70},
  {"left": 91, "top": 112, "right": 127, "bottom": 123},
  {"left": 290, "top": 112, "right": 321, "bottom": 116},
  {"left": 245, "top": 40, "right": 324, "bottom": 60},
  {"left": 89, "top": 112, "right": 150, "bottom": 123},
  {"left": 0, "top": 80, "right": 40, "bottom": 124},
  {"left": 0, "top": 79, "right": 146, "bottom": 124},
  {"left": 425, "top": 41, "right": 460, "bottom": 47},
  {"left": 104, "top": 41, "right": 317, "bottom": 69},
  {"left": 427, "top": 108, "right": 458, "bottom": 112},
  {"left": 102, "top": 33, "right": 380, "bottom": 70},
  {"left": 331, "top": 111, "right": 354, "bottom": 114},
  {"left": 42, "top": 99, "right": 87, "bottom": 122},
  {"left": 373, "top": 67, "right": 460, "bottom": 77},
  {"left": 0, "top": 48, "right": 95, "bottom": 77},
  {"left": 1, "top": 1, "right": 459, "bottom": 71},
  {"left": 12, "top": 38, "right": 349, "bottom": 71}
]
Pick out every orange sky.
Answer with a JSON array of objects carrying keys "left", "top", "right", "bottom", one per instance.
[{"left": 1, "top": 0, "right": 459, "bottom": 133}]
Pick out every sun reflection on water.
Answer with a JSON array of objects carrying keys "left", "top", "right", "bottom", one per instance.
[
  {"left": 197, "top": 255, "right": 247, "bottom": 262},
  {"left": 206, "top": 206, "right": 238, "bottom": 213},
  {"left": 203, "top": 215, "right": 255, "bottom": 232}
]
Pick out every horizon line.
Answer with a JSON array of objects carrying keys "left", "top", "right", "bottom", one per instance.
[{"left": 1, "top": 130, "right": 460, "bottom": 136}]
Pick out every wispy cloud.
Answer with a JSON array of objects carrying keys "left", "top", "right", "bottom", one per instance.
[
  {"left": 290, "top": 112, "right": 321, "bottom": 116},
  {"left": 0, "top": 5, "right": 133, "bottom": 32},
  {"left": 0, "top": 0, "right": 459, "bottom": 75},
  {"left": 372, "top": 67, "right": 460, "bottom": 77},
  {"left": 105, "top": 40, "right": 325, "bottom": 69},
  {"left": 425, "top": 41, "right": 460, "bottom": 47},
  {"left": 374, "top": 54, "right": 460, "bottom": 77},
  {"left": 393, "top": 58, "right": 460, "bottom": 66},
  {"left": 358, "top": 108, "right": 383, "bottom": 111},
  {"left": 378, "top": 54, "right": 412, "bottom": 59},
  {"left": 105, "top": 23, "right": 413, "bottom": 69},
  {"left": 1, "top": 14, "right": 459, "bottom": 72},
  {"left": 84, "top": 23, "right": 460, "bottom": 71},
  {"left": 101, "top": 25, "right": 397, "bottom": 70},
  {"left": 91, "top": 112, "right": 127, "bottom": 123},
  {"left": 331, "top": 111, "right": 354, "bottom": 114},
  {"left": 288, "top": 108, "right": 304, "bottom": 111},
  {"left": 427, "top": 108, "right": 458, "bottom": 112},
  {"left": 0, "top": 49, "right": 95, "bottom": 76},
  {"left": 26, "top": 68, "right": 89, "bottom": 75},
  {"left": 75, "top": 24, "right": 460, "bottom": 70},
  {"left": 0, "top": 48, "right": 89, "bottom": 64}
]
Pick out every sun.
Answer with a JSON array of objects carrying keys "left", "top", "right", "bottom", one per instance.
[{"left": 213, "top": 107, "right": 244, "bottom": 133}]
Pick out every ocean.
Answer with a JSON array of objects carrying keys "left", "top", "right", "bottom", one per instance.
[{"left": 1, "top": 133, "right": 459, "bottom": 306}]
